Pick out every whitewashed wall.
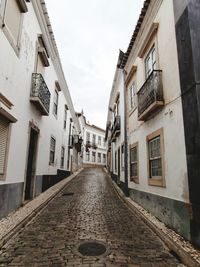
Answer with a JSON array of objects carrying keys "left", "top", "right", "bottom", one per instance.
[
  {"left": 125, "top": 0, "right": 189, "bottom": 203},
  {"left": 0, "top": 1, "right": 79, "bottom": 187}
]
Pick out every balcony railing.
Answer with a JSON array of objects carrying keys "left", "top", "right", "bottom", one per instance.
[
  {"left": 111, "top": 115, "right": 120, "bottom": 140},
  {"left": 30, "top": 73, "right": 51, "bottom": 115},
  {"left": 137, "top": 70, "right": 164, "bottom": 121}
]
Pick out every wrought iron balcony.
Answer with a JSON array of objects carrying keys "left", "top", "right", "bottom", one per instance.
[
  {"left": 30, "top": 73, "right": 51, "bottom": 115},
  {"left": 137, "top": 70, "right": 164, "bottom": 121},
  {"left": 68, "top": 135, "right": 73, "bottom": 148},
  {"left": 111, "top": 115, "right": 121, "bottom": 140}
]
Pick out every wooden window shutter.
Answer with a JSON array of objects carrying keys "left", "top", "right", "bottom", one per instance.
[{"left": 0, "top": 115, "right": 9, "bottom": 174}]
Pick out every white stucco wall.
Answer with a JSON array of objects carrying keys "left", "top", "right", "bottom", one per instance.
[
  {"left": 125, "top": 0, "right": 189, "bottom": 203},
  {"left": 0, "top": 1, "right": 79, "bottom": 186}
]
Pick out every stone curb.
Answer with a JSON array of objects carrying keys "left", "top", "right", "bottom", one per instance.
[
  {"left": 104, "top": 170, "right": 200, "bottom": 267},
  {"left": 0, "top": 168, "right": 84, "bottom": 249}
]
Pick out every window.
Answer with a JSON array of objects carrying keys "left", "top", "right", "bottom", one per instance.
[
  {"left": 147, "top": 128, "right": 165, "bottom": 187},
  {"left": 64, "top": 108, "right": 67, "bottom": 129},
  {"left": 92, "top": 134, "right": 96, "bottom": 144},
  {"left": 60, "top": 146, "right": 65, "bottom": 168},
  {"left": 130, "top": 143, "right": 138, "bottom": 183},
  {"left": 98, "top": 153, "right": 101, "bottom": 163},
  {"left": 49, "top": 137, "right": 56, "bottom": 165},
  {"left": 121, "top": 144, "right": 124, "bottom": 171},
  {"left": 130, "top": 82, "right": 137, "bottom": 110},
  {"left": 1, "top": 0, "right": 27, "bottom": 51},
  {"left": 86, "top": 152, "right": 90, "bottom": 162},
  {"left": 92, "top": 152, "right": 96, "bottom": 162},
  {"left": 53, "top": 90, "right": 58, "bottom": 116},
  {"left": 98, "top": 136, "right": 101, "bottom": 146},
  {"left": 103, "top": 154, "right": 106, "bottom": 164},
  {"left": 103, "top": 138, "right": 106, "bottom": 147},
  {"left": 145, "top": 45, "right": 156, "bottom": 78},
  {"left": 115, "top": 151, "right": 117, "bottom": 172},
  {"left": 86, "top": 132, "right": 90, "bottom": 142},
  {"left": 0, "top": 115, "right": 10, "bottom": 179}
]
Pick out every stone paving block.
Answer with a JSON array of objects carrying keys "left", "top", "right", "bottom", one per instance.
[{"left": 0, "top": 168, "right": 182, "bottom": 266}]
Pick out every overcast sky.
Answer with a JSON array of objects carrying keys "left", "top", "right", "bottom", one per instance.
[{"left": 45, "top": 0, "right": 144, "bottom": 129}]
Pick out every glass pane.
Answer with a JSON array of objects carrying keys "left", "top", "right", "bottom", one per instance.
[
  {"left": 150, "top": 158, "right": 162, "bottom": 177},
  {"left": 130, "top": 163, "right": 137, "bottom": 177},
  {"left": 149, "top": 136, "right": 160, "bottom": 159},
  {"left": 130, "top": 147, "right": 137, "bottom": 163}
]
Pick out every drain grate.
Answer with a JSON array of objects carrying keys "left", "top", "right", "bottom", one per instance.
[
  {"left": 78, "top": 241, "right": 107, "bottom": 256},
  {"left": 62, "top": 192, "right": 74, "bottom": 196}
]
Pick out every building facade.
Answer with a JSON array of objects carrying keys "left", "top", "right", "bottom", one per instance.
[
  {"left": 78, "top": 112, "right": 106, "bottom": 167},
  {"left": 105, "top": 51, "right": 127, "bottom": 193},
  {"left": 106, "top": 0, "right": 200, "bottom": 247},
  {"left": 0, "top": 0, "right": 81, "bottom": 219}
]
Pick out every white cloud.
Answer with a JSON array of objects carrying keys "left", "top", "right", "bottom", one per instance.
[{"left": 45, "top": 0, "right": 144, "bottom": 128}]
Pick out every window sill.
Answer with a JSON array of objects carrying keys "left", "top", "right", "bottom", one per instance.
[
  {"left": 148, "top": 178, "right": 166, "bottom": 187},
  {"left": 130, "top": 177, "right": 139, "bottom": 184},
  {"left": 0, "top": 174, "right": 6, "bottom": 181}
]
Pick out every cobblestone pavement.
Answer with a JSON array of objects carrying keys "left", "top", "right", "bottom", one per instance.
[{"left": 0, "top": 168, "right": 183, "bottom": 267}]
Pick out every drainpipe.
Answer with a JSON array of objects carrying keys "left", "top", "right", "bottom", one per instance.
[{"left": 123, "top": 69, "right": 129, "bottom": 197}]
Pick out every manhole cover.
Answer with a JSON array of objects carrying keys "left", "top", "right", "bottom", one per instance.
[
  {"left": 78, "top": 241, "right": 107, "bottom": 256},
  {"left": 62, "top": 192, "right": 74, "bottom": 196}
]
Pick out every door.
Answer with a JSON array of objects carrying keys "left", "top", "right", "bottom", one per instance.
[
  {"left": 25, "top": 127, "right": 38, "bottom": 200},
  {"left": 117, "top": 148, "right": 120, "bottom": 184}
]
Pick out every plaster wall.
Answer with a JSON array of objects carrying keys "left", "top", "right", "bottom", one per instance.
[
  {"left": 0, "top": 1, "right": 78, "bottom": 188},
  {"left": 125, "top": 0, "right": 189, "bottom": 203}
]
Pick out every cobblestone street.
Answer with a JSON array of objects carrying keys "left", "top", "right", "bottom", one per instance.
[{"left": 0, "top": 168, "right": 182, "bottom": 267}]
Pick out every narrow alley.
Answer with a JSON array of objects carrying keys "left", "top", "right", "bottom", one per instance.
[{"left": 0, "top": 168, "right": 181, "bottom": 267}]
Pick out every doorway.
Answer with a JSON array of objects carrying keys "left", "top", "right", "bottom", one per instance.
[
  {"left": 24, "top": 127, "right": 39, "bottom": 200},
  {"left": 117, "top": 148, "right": 120, "bottom": 184}
]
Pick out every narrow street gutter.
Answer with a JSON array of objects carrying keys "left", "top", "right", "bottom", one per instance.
[
  {"left": 105, "top": 169, "right": 200, "bottom": 267},
  {"left": 0, "top": 168, "right": 83, "bottom": 249}
]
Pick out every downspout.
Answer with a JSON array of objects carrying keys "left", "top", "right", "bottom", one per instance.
[{"left": 123, "top": 69, "right": 129, "bottom": 197}]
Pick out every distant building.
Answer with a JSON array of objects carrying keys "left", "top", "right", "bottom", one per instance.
[
  {"left": 78, "top": 112, "right": 106, "bottom": 167},
  {"left": 106, "top": 0, "right": 200, "bottom": 247},
  {"left": 0, "top": 0, "right": 82, "bottom": 219}
]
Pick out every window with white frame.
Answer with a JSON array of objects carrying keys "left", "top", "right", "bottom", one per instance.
[
  {"left": 60, "top": 146, "right": 65, "bottom": 168},
  {"left": 92, "top": 152, "right": 96, "bottom": 162},
  {"left": 0, "top": 115, "right": 10, "bottom": 179},
  {"left": 1, "top": 0, "right": 28, "bottom": 50},
  {"left": 130, "top": 82, "right": 137, "bottom": 110},
  {"left": 86, "top": 132, "right": 90, "bottom": 142},
  {"left": 98, "top": 136, "right": 101, "bottom": 146},
  {"left": 92, "top": 134, "right": 96, "bottom": 144},
  {"left": 145, "top": 45, "right": 156, "bottom": 78},
  {"left": 63, "top": 107, "right": 67, "bottom": 129},
  {"left": 130, "top": 143, "right": 138, "bottom": 182},
  {"left": 53, "top": 90, "right": 58, "bottom": 116},
  {"left": 98, "top": 153, "right": 101, "bottom": 163},
  {"left": 148, "top": 136, "right": 162, "bottom": 177},
  {"left": 103, "top": 154, "right": 106, "bottom": 164},
  {"left": 103, "top": 138, "right": 106, "bottom": 147},
  {"left": 86, "top": 152, "right": 90, "bottom": 162},
  {"left": 147, "top": 128, "right": 165, "bottom": 187},
  {"left": 49, "top": 137, "right": 56, "bottom": 165}
]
